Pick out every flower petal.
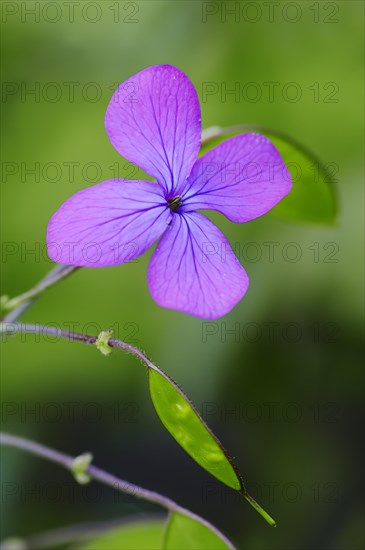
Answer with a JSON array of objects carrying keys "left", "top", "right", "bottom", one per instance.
[
  {"left": 147, "top": 212, "right": 249, "bottom": 319},
  {"left": 181, "top": 133, "right": 292, "bottom": 222},
  {"left": 47, "top": 180, "right": 171, "bottom": 267},
  {"left": 105, "top": 65, "right": 201, "bottom": 195}
]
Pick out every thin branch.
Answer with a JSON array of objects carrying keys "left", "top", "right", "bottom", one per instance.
[
  {"left": 0, "top": 432, "right": 235, "bottom": 550},
  {"left": 2, "top": 264, "right": 79, "bottom": 323},
  {"left": 0, "top": 322, "right": 160, "bottom": 373},
  {"left": 1, "top": 322, "right": 276, "bottom": 528},
  {"left": 1, "top": 515, "right": 164, "bottom": 550}
]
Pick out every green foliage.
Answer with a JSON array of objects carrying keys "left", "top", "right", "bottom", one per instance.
[
  {"left": 148, "top": 366, "right": 275, "bottom": 526},
  {"left": 164, "top": 512, "right": 232, "bottom": 549},
  {"left": 79, "top": 519, "right": 165, "bottom": 550},
  {"left": 148, "top": 368, "right": 241, "bottom": 490},
  {"left": 79, "top": 514, "right": 234, "bottom": 550}
]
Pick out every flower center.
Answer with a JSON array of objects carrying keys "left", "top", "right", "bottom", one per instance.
[{"left": 167, "top": 196, "right": 182, "bottom": 212}]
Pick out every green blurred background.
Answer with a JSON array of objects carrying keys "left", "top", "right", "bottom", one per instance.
[{"left": 1, "top": 1, "right": 364, "bottom": 548}]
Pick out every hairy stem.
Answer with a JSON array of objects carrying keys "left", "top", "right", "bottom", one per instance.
[
  {"left": 0, "top": 432, "right": 235, "bottom": 550},
  {"left": 0, "top": 516, "right": 164, "bottom": 550},
  {"left": 0, "top": 322, "right": 159, "bottom": 372},
  {"left": 1, "top": 322, "right": 277, "bottom": 528},
  {"left": 2, "top": 264, "right": 79, "bottom": 323}
]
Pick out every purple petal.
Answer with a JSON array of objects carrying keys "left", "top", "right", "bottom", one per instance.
[
  {"left": 147, "top": 212, "right": 249, "bottom": 319},
  {"left": 105, "top": 65, "right": 201, "bottom": 195},
  {"left": 181, "top": 133, "right": 292, "bottom": 222},
  {"left": 47, "top": 180, "right": 171, "bottom": 267}
]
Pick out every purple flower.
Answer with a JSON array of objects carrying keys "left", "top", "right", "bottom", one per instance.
[{"left": 47, "top": 65, "right": 291, "bottom": 319}]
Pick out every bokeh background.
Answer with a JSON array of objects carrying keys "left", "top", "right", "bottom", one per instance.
[{"left": 1, "top": 1, "right": 364, "bottom": 549}]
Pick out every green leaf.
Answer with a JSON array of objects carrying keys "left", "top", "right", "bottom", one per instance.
[
  {"left": 79, "top": 519, "right": 165, "bottom": 550},
  {"left": 79, "top": 514, "right": 235, "bottom": 550},
  {"left": 148, "top": 368, "right": 241, "bottom": 491},
  {"left": 164, "top": 512, "right": 234, "bottom": 550},
  {"left": 148, "top": 366, "right": 276, "bottom": 526},
  {"left": 201, "top": 125, "right": 337, "bottom": 224}
]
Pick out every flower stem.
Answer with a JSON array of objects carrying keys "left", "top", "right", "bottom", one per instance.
[
  {"left": 0, "top": 322, "right": 160, "bottom": 372},
  {"left": 1, "top": 516, "right": 163, "bottom": 550},
  {"left": 1, "top": 264, "right": 79, "bottom": 322},
  {"left": 242, "top": 492, "right": 277, "bottom": 528},
  {"left": 0, "top": 432, "right": 177, "bottom": 510},
  {"left": 0, "top": 432, "right": 236, "bottom": 550},
  {"left": 1, "top": 322, "right": 276, "bottom": 529}
]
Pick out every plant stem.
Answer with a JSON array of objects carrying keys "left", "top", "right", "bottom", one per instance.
[
  {"left": 0, "top": 322, "right": 159, "bottom": 372},
  {"left": 1, "top": 322, "right": 276, "bottom": 528},
  {"left": 242, "top": 492, "right": 276, "bottom": 528},
  {"left": 0, "top": 432, "right": 175, "bottom": 510},
  {"left": 1, "top": 516, "right": 164, "bottom": 550},
  {"left": 2, "top": 264, "right": 79, "bottom": 323},
  {"left": 0, "top": 432, "right": 235, "bottom": 550}
]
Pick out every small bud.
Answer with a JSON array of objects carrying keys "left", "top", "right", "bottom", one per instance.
[
  {"left": 70, "top": 452, "right": 93, "bottom": 485},
  {"left": 95, "top": 329, "right": 113, "bottom": 356}
]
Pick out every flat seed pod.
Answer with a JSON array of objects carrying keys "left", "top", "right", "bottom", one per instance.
[{"left": 148, "top": 368, "right": 241, "bottom": 491}]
